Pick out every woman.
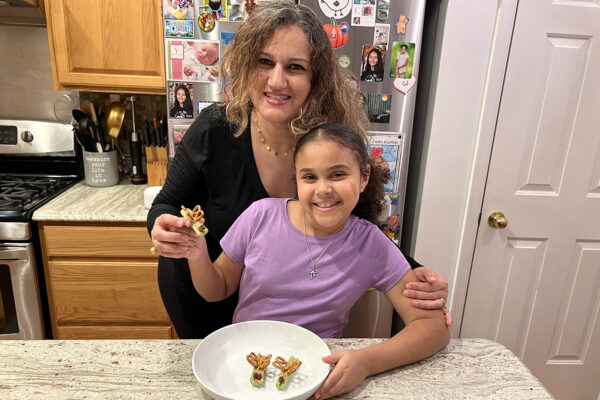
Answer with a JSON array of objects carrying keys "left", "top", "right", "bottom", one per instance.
[
  {"left": 169, "top": 85, "right": 193, "bottom": 118},
  {"left": 148, "top": 1, "right": 449, "bottom": 340},
  {"left": 360, "top": 47, "right": 384, "bottom": 82}
]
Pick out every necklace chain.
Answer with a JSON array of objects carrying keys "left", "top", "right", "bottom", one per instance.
[
  {"left": 303, "top": 212, "right": 333, "bottom": 279},
  {"left": 252, "top": 114, "right": 292, "bottom": 157}
]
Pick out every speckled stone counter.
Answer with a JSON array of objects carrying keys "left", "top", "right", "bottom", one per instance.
[
  {"left": 32, "top": 181, "right": 150, "bottom": 222},
  {"left": 0, "top": 338, "right": 552, "bottom": 399}
]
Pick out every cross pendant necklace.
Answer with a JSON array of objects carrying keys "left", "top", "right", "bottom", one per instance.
[{"left": 303, "top": 212, "right": 333, "bottom": 279}]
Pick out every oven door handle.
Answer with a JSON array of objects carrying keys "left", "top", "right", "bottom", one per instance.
[{"left": 0, "top": 246, "right": 28, "bottom": 260}]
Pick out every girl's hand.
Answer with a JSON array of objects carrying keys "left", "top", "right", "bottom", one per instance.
[
  {"left": 150, "top": 213, "right": 202, "bottom": 259},
  {"left": 309, "top": 350, "right": 370, "bottom": 400},
  {"left": 402, "top": 266, "right": 452, "bottom": 327}
]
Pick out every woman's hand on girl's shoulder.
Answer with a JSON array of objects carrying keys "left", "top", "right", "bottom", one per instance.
[
  {"left": 309, "top": 350, "right": 370, "bottom": 400},
  {"left": 402, "top": 266, "right": 452, "bottom": 326}
]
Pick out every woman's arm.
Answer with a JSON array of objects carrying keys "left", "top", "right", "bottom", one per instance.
[{"left": 312, "top": 270, "right": 449, "bottom": 399}]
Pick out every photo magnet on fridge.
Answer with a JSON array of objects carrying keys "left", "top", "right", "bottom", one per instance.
[
  {"left": 164, "top": 0, "right": 195, "bottom": 20},
  {"left": 351, "top": 1, "right": 376, "bottom": 27},
  {"left": 227, "top": 0, "right": 243, "bottom": 21},
  {"left": 363, "top": 93, "right": 392, "bottom": 123},
  {"left": 168, "top": 82, "right": 194, "bottom": 119},
  {"left": 165, "top": 19, "right": 194, "bottom": 38},
  {"left": 318, "top": 0, "right": 352, "bottom": 19},
  {"left": 166, "top": 39, "right": 220, "bottom": 82},
  {"left": 373, "top": 23, "right": 390, "bottom": 46},
  {"left": 390, "top": 41, "right": 415, "bottom": 79},
  {"left": 360, "top": 44, "right": 386, "bottom": 82},
  {"left": 367, "top": 134, "right": 403, "bottom": 193}
]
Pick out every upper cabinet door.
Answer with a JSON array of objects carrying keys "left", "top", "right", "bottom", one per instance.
[{"left": 45, "top": 0, "right": 165, "bottom": 94}]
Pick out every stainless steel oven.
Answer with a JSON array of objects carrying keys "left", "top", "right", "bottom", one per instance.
[{"left": 0, "top": 120, "right": 82, "bottom": 339}]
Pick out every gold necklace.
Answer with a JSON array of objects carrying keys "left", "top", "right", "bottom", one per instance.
[{"left": 252, "top": 115, "right": 292, "bottom": 157}]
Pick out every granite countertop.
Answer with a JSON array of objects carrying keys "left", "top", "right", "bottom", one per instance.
[
  {"left": 33, "top": 181, "right": 150, "bottom": 222},
  {"left": 0, "top": 338, "right": 553, "bottom": 399}
]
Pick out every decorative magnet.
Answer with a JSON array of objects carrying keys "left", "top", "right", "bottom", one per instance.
[
  {"left": 324, "top": 18, "right": 349, "bottom": 49},
  {"left": 396, "top": 15, "right": 409, "bottom": 35},
  {"left": 393, "top": 75, "right": 417, "bottom": 95},
  {"left": 318, "top": 0, "right": 352, "bottom": 19},
  {"left": 207, "top": 0, "right": 224, "bottom": 21},
  {"left": 389, "top": 193, "right": 400, "bottom": 205},
  {"left": 220, "top": 32, "right": 235, "bottom": 46},
  {"left": 198, "top": 12, "right": 216, "bottom": 32},
  {"left": 338, "top": 55, "right": 351, "bottom": 69},
  {"left": 377, "top": 0, "right": 390, "bottom": 21}
]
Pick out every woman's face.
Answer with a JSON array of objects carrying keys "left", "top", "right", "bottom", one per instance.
[
  {"left": 249, "top": 25, "right": 312, "bottom": 126},
  {"left": 368, "top": 51, "right": 379, "bottom": 68},
  {"left": 176, "top": 88, "right": 187, "bottom": 105}
]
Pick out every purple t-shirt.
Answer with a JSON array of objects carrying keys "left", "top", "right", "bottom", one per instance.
[{"left": 220, "top": 198, "right": 409, "bottom": 338}]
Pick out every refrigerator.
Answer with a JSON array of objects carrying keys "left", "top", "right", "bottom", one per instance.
[{"left": 161, "top": 0, "right": 426, "bottom": 337}]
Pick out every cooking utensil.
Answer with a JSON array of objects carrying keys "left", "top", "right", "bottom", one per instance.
[
  {"left": 106, "top": 101, "right": 126, "bottom": 143},
  {"left": 72, "top": 109, "right": 87, "bottom": 123},
  {"left": 77, "top": 117, "right": 97, "bottom": 152}
]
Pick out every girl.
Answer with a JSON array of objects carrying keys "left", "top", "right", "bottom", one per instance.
[
  {"left": 184, "top": 123, "right": 450, "bottom": 399},
  {"left": 360, "top": 47, "right": 384, "bottom": 82},
  {"left": 169, "top": 85, "right": 193, "bottom": 119}
]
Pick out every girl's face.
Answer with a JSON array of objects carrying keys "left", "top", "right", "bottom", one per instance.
[
  {"left": 176, "top": 88, "right": 187, "bottom": 105},
  {"left": 368, "top": 51, "right": 379, "bottom": 67},
  {"left": 249, "top": 25, "right": 312, "bottom": 126},
  {"left": 295, "top": 138, "right": 369, "bottom": 236},
  {"left": 400, "top": 46, "right": 407, "bottom": 54}
]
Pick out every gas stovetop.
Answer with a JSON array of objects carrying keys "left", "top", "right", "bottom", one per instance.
[
  {"left": 0, "top": 175, "right": 79, "bottom": 221},
  {"left": 0, "top": 119, "right": 83, "bottom": 223}
]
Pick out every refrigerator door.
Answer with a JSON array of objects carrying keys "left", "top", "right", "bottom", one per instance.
[{"left": 299, "top": 0, "right": 426, "bottom": 338}]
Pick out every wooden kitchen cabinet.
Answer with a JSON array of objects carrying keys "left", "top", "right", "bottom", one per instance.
[
  {"left": 44, "top": 0, "right": 165, "bottom": 94},
  {"left": 38, "top": 222, "right": 176, "bottom": 339}
]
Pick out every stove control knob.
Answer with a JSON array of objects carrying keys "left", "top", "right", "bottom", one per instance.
[{"left": 21, "top": 130, "right": 34, "bottom": 142}]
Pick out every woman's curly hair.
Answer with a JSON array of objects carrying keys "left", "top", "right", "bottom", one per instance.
[
  {"left": 293, "top": 122, "right": 388, "bottom": 224},
  {"left": 220, "top": 0, "right": 369, "bottom": 142}
]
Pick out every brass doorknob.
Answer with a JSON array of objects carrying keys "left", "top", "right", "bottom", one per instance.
[{"left": 488, "top": 211, "right": 507, "bottom": 229}]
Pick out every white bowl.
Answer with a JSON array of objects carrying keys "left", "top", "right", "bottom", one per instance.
[{"left": 192, "top": 320, "right": 331, "bottom": 400}]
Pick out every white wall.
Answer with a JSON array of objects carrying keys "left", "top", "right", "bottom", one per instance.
[{"left": 412, "top": 0, "right": 517, "bottom": 336}]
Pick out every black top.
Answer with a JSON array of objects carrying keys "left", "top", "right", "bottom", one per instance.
[
  {"left": 148, "top": 104, "right": 268, "bottom": 261},
  {"left": 360, "top": 69, "right": 383, "bottom": 82}
]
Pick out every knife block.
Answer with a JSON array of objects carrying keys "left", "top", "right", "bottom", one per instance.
[{"left": 145, "top": 146, "right": 169, "bottom": 187}]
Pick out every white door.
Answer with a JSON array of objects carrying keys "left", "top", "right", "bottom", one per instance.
[{"left": 461, "top": 1, "right": 600, "bottom": 399}]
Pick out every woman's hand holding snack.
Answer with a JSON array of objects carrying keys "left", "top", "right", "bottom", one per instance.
[
  {"left": 150, "top": 213, "right": 203, "bottom": 258},
  {"left": 310, "top": 350, "right": 370, "bottom": 400}
]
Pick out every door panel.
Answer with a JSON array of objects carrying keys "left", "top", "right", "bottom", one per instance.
[{"left": 461, "top": 1, "right": 600, "bottom": 398}]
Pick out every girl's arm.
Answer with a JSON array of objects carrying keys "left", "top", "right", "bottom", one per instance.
[
  {"left": 311, "top": 270, "right": 450, "bottom": 400},
  {"left": 186, "top": 237, "right": 243, "bottom": 302}
]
